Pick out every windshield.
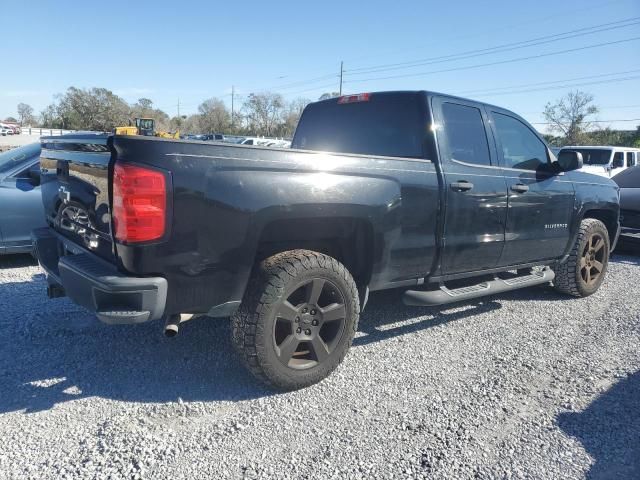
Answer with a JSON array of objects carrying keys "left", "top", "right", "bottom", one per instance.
[
  {"left": 292, "top": 93, "right": 426, "bottom": 158},
  {"left": 562, "top": 148, "right": 612, "bottom": 165},
  {"left": 136, "top": 119, "right": 154, "bottom": 130},
  {"left": 0, "top": 143, "right": 41, "bottom": 174}
]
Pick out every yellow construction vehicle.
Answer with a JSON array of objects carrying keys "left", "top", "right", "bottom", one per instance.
[{"left": 115, "top": 118, "right": 179, "bottom": 139}]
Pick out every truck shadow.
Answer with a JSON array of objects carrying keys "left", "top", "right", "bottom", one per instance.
[
  {"left": 0, "top": 254, "right": 634, "bottom": 414},
  {"left": 556, "top": 370, "right": 640, "bottom": 479}
]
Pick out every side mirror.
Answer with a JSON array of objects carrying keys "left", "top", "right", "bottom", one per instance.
[
  {"left": 612, "top": 157, "right": 624, "bottom": 169},
  {"left": 557, "top": 150, "right": 583, "bottom": 172}
]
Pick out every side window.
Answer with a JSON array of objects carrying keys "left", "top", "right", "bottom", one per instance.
[
  {"left": 492, "top": 112, "right": 548, "bottom": 171},
  {"left": 441, "top": 102, "right": 491, "bottom": 166},
  {"left": 613, "top": 151, "right": 624, "bottom": 167},
  {"left": 626, "top": 151, "right": 634, "bottom": 167}
]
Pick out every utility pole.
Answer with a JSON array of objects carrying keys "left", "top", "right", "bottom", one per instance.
[
  {"left": 339, "top": 61, "right": 344, "bottom": 96},
  {"left": 231, "top": 85, "right": 235, "bottom": 129}
]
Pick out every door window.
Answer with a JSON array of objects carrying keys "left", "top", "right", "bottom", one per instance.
[
  {"left": 492, "top": 113, "right": 548, "bottom": 171},
  {"left": 626, "top": 151, "right": 635, "bottom": 167},
  {"left": 613, "top": 152, "right": 624, "bottom": 168},
  {"left": 441, "top": 102, "right": 491, "bottom": 166}
]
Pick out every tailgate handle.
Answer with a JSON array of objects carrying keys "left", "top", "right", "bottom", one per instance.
[
  {"left": 450, "top": 180, "right": 474, "bottom": 192},
  {"left": 511, "top": 183, "right": 529, "bottom": 193}
]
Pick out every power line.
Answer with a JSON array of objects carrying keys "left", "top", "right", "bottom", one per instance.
[
  {"left": 342, "top": 0, "right": 626, "bottom": 64},
  {"left": 346, "top": 17, "right": 640, "bottom": 76},
  {"left": 473, "top": 76, "right": 640, "bottom": 97},
  {"left": 531, "top": 118, "right": 640, "bottom": 125},
  {"left": 284, "top": 82, "right": 341, "bottom": 96},
  {"left": 344, "top": 36, "right": 640, "bottom": 84},
  {"left": 259, "top": 73, "right": 338, "bottom": 92},
  {"left": 457, "top": 69, "right": 640, "bottom": 95},
  {"left": 237, "top": 15, "right": 640, "bottom": 94}
]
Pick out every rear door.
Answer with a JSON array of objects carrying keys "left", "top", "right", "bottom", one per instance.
[
  {"left": 488, "top": 110, "right": 575, "bottom": 266},
  {"left": 433, "top": 97, "right": 508, "bottom": 275}
]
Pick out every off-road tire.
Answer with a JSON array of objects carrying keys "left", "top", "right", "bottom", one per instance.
[
  {"left": 231, "top": 250, "right": 360, "bottom": 391},
  {"left": 553, "top": 218, "right": 610, "bottom": 297}
]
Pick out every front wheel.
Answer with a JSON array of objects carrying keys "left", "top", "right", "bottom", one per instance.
[
  {"left": 231, "top": 250, "right": 360, "bottom": 391},
  {"left": 553, "top": 218, "right": 610, "bottom": 297}
]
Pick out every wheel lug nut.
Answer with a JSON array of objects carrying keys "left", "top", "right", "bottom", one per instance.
[
  {"left": 302, "top": 308, "right": 308, "bottom": 313},
  {"left": 310, "top": 309, "right": 316, "bottom": 315},
  {"left": 295, "top": 317, "right": 300, "bottom": 323},
  {"left": 305, "top": 329, "right": 311, "bottom": 335},
  {"left": 312, "top": 320, "right": 318, "bottom": 326}
]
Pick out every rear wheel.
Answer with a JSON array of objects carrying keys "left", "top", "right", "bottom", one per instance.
[
  {"left": 553, "top": 218, "right": 610, "bottom": 297},
  {"left": 232, "top": 250, "right": 359, "bottom": 391}
]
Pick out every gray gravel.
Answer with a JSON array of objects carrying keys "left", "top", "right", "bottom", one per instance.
[{"left": 0, "top": 252, "right": 639, "bottom": 479}]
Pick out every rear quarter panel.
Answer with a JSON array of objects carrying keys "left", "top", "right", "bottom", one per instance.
[{"left": 113, "top": 137, "right": 441, "bottom": 315}]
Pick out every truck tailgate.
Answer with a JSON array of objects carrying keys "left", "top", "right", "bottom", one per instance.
[{"left": 40, "top": 134, "right": 115, "bottom": 261}]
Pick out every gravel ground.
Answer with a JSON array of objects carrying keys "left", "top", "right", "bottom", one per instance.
[{"left": 0, "top": 249, "right": 638, "bottom": 479}]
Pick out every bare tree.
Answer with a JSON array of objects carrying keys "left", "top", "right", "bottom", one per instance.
[
  {"left": 543, "top": 91, "right": 598, "bottom": 145},
  {"left": 243, "top": 92, "right": 285, "bottom": 136},
  {"left": 16, "top": 103, "right": 35, "bottom": 126},
  {"left": 319, "top": 92, "right": 340, "bottom": 101},
  {"left": 280, "top": 98, "right": 310, "bottom": 137},
  {"left": 197, "top": 98, "right": 231, "bottom": 133}
]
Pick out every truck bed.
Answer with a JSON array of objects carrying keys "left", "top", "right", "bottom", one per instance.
[{"left": 39, "top": 134, "right": 441, "bottom": 317}]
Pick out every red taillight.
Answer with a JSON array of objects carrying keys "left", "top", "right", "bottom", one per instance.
[
  {"left": 112, "top": 162, "right": 167, "bottom": 243},
  {"left": 337, "top": 93, "right": 371, "bottom": 104}
]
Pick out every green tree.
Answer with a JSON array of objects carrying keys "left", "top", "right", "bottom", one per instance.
[{"left": 130, "top": 98, "right": 170, "bottom": 131}]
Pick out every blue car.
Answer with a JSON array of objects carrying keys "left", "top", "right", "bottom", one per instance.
[{"left": 0, "top": 143, "right": 46, "bottom": 254}]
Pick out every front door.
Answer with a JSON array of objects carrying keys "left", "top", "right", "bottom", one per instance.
[
  {"left": 433, "top": 98, "right": 508, "bottom": 275},
  {"left": 0, "top": 161, "right": 46, "bottom": 251},
  {"left": 488, "top": 110, "right": 575, "bottom": 266}
]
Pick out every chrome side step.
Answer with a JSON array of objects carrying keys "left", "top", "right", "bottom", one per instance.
[{"left": 403, "top": 268, "right": 555, "bottom": 306}]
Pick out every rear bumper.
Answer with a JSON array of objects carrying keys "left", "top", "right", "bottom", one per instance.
[{"left": 32, "top": 227, "right": 167, "bottom": 324}]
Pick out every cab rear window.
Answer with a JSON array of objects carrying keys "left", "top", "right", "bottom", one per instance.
[{"left": 292, "top": 93, "right": 426, "bottom": 158}]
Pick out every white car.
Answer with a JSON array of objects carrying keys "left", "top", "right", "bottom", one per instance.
[
  {"left": 0, "top": 127, "right": 13, "bottom": 136},
  {"left": 559, "top": 146, "right": 640, "bottom": 178}
]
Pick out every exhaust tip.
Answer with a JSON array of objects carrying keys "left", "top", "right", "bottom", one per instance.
[{"left": 164, "top": 324, "right": 179, "bottom": 338}]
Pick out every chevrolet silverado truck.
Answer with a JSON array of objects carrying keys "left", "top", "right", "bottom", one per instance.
[{"left": 32, "top": 91, "right": 620, "bottom": 390}]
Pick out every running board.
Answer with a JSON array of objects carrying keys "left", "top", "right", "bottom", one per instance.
[{"left": 402, "top": 269, "right": 555, "bottom": 306}]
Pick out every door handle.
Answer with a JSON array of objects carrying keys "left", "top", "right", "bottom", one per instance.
[
  {"left": 511, "top": 183, "right": 529, "bottom": 193},
  {"left": 450, "top": 181, "right": 474, "bottom": 192}
]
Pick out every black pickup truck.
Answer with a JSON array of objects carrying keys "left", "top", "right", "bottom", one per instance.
[{"left": 33, "top": 91, "right": 620, "bottom": 390}]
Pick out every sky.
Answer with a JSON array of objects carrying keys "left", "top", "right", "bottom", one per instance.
[{"left": 1, "top": 0, "right": 639, "bottom": 133}]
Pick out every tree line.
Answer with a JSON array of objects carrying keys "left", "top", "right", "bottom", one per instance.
[
  {"left": 5, "top": 89, "right": 639, "bottom": 147},
  {"left": 7, "top": 87, "right": 318, "bottom": 138}
]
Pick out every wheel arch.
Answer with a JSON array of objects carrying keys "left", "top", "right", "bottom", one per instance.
[
  {"left": 582, "top": 208, "right": 618, "bottom": 245},
  {"left": 255, "top": 216, "right": 376, "bottom": 291}
]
